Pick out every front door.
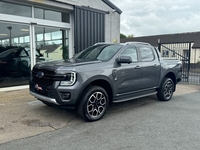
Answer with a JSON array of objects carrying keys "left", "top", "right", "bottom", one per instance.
[{"left": 116, "top": 46, "right": 143, "bottom": 95}]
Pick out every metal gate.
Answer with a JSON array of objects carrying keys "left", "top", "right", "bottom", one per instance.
[{"left": 158, "top": 42, "right": 200, "bottom": 85}]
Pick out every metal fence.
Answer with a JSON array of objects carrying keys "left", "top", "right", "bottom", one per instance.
[{"left": 158, "top": 42, "right": 200, "bottom": 86}]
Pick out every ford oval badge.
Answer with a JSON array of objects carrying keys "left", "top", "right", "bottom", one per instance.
[{"left": 36, "top": 71, "right": 44, "bottom": 78}]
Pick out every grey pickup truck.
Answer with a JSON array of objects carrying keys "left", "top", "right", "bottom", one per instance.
[{"left": 30, "top": 42, "right": 182, "bottom": 121}]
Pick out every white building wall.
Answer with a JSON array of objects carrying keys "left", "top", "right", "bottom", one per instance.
[{"left": 193, "top": 48, "right": 200, "bottom": 63}]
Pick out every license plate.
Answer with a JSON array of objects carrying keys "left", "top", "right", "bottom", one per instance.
[{"left": 35, "top": 84, "right": 43, "bottom": 91}]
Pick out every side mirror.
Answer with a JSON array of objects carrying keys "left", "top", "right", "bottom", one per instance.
[{"left": 117, "top": 56, "right": 132, "bottom": 64}]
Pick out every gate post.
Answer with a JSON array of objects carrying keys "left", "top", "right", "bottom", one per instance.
[
  {"left": 158, "top": 38, "right": 161, "bottom": 52},
  {"left": 188, "top": 42, "right": 191, "bottom": 71}
]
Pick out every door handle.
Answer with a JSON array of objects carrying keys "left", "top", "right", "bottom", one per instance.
[
  {"left": 135, "top": 66, "right": 141, "bottom": 69},
  {"left": 153, "top": 64, "right": 157, "bottom": 67}
]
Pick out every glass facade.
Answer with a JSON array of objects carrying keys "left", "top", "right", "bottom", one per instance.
[
  {"left": 0, "top": 22, "right": 31, "bottom": 87},
  {"left": 34, "top": 7, "right": 70, "bottom": 23},
  {"left": 0, "top": 1, "right": 70, "bottom": 88},
  {"left": 0, "top": 1, "right": 32, "bottom": 17}
]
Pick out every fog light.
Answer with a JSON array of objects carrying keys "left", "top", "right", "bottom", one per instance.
[{"left": 60, "top": 92, "right": 71, "bottom": 100}]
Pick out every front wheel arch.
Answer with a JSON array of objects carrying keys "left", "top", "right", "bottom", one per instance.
[
  {"left": 160, "top": 72, "right": 176, "bottom": 92},
  {"left": 76, "top": 78, "right": 113, "bottom": 107}
]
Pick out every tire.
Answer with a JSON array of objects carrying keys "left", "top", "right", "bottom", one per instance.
[
  {"left": 157, "top": 78, "right": 174, "bottom": 101},
  {"left": 77, "top": 85, "right": 109, "bottom": 122}
]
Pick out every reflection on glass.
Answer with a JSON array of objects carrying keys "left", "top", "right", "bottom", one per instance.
[
  {"left": 19, "top": 37, "right": 24, "bottom": 43},
  {"left": 0, "top": 1, "right": 31, "bottom": 17},
  {"left": 35, "top": 27, "right": 68, "bottom": 61},
  {"left": 14, "top": 38, "right": 18, "bottom": 44},
  {"left": 34, "top": 7, "right": 70, "bottom": 23},
  {"left": 37, "top": 34, "right": 43, "bottom": 41},
  {"left": 34, "top": 8, "right": 43, "bottom": 19},
  {"left": 45, "top": 10, "right": 61, "bottom": 22},
  {"left": 25, "top": 36, "right": 29, "bottom": 42},
  {"left": 0, "top": 22, "right": 31, "bottom": 88},
  {"left": 2, "top": 39, "right": 9, "bottom": 46},
  {"left": 45, "top": 33, "right": 51, "bottom": 40},
  {"left": 52, "top": 31, "right": 62, "bottom": 40},
  {"left": 0, "top": 22, "right": 70, "bottom": 88}
]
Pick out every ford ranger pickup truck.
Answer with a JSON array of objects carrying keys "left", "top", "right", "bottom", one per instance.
[{"left": 30, "top": 42, "right": 182, "bottom": 121}]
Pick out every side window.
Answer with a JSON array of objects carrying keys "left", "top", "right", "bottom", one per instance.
[
  {"left": 20, "top": 49, "right": 28, "bottom": 57},
  {"left": 121, "top": 47, "right": 138, "bottom": 62},
  {"left": 139, "top": 47, "right": 154, "bottom": 61}
]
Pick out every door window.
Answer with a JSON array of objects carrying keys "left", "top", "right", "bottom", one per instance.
[
  {"left": 120, "top": 47, "right": 138, "bottom": 62},
  {"left": 139, "top": 47, "right": 154, "bottom": 61}
]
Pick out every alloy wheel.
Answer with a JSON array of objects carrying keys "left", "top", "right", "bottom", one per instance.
[
  {"left": 164, "top": 80, "right": 173, "bottom": 100},
  {"left": 87, "top": 92, "right": 107, "bottom": 119}
]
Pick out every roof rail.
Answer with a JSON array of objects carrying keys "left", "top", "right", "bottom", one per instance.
[
  {"left": 94, "top": 42, "right": 122, "bottom": 45},
  {"left": 94, "top": 42, "right": 113, "bottom": 45},
  {"left": 125, "top": 42, "right": 151, "bottom": 46}
]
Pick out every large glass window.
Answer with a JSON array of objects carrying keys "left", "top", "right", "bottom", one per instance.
[
  {"left": 0, "top": 22, "right": 69, "bottom": 88},
  {"left": 0, "top": 22, "right": 30, "bottom": 87},
  {"left": 34, "top": 7, "right": 70, "bottom": 23},
  {"left": 35, "top": 26, "right": 69, "bottom": 61},
  {"left": 0, "top": 2, "right": 71, "bottom": 88},
  {"left": 0, "top": 1, "right": 31, "bottom": 17}
]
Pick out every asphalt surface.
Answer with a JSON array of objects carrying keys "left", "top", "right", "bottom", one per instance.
[{"left": 0, "top": 84, "right": 200, "bottom": 150}]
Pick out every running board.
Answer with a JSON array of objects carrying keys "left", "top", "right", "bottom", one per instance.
[{"left": 113, "top": 92, "right": 157, "bottom": 103}]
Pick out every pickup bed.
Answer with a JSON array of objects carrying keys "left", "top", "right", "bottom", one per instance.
[{"left": 30, "top": 42, "right": 182, "bottom": 121}]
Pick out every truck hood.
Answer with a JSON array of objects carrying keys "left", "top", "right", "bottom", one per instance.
[{"left": 34, "top": 58, "right": 102, "bottom": 71}]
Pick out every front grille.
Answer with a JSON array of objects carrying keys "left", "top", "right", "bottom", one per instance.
[
  {"left": 32, "top": 67, "right": 68, "bottom": 87},
  {"left": 32, "top": 68, "right": 56, "bottom": 86}
]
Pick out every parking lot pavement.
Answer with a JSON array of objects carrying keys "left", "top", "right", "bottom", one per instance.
[{"left": 0, "top": 84, "right": 200, "bottom": 144}]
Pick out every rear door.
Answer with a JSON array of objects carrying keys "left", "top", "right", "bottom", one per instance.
[{"left": 138, "top": 46, "right": 161, "bottom": 89}]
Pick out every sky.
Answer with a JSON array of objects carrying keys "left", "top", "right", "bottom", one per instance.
[{"left": 110, "top": 0, "right": 200, "bottom": 37}]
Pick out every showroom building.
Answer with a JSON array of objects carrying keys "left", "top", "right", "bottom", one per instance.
[{"left": 0, "top": 0, "right": 121, "bottom": 88}]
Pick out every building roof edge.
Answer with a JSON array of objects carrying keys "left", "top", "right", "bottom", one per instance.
[{"left": 102, "top": 0, "right": 122, "bottom": 14}]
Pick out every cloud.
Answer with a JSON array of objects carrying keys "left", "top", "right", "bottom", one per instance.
[
  {"left": 111, "top": 0, "right": 200, "bottom": 37},
  {"left": 169, "top": 5, "right": 190, "bottom": 11}
]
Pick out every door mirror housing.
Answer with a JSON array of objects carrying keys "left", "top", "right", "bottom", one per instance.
[{"left": 117, "top": 56, "right": 132, "bottom": 64}]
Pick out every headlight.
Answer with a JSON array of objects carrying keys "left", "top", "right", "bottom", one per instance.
[{"left": 60, "top": 72, "right": 76, "bottom": 86}]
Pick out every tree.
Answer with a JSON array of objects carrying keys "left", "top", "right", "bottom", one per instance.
[
  {"left": 127, "top": 34, "right": 134, "bottom": 38},
  {"left": 120, "top": 33, "right": 127, "bottom": 39}
]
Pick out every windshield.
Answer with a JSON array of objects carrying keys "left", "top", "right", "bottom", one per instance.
[
  {"left": 0, "top": 48, "right": 19, "bottom": 58},
  {"left": 74, "top": 44, "right": 123, "bottom": 61}
]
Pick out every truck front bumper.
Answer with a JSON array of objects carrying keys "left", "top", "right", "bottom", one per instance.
[
  {"left": 30, "top": 91, "right": 59, "bottom": 105},
  {"left": 29, "top": 80, "right": 83, "bottom": 107}
]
